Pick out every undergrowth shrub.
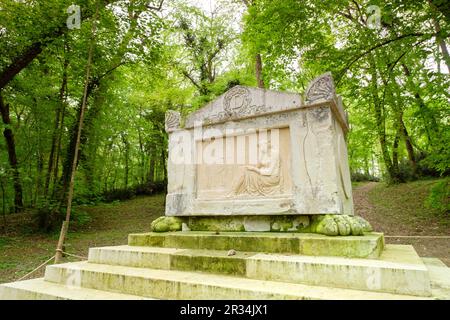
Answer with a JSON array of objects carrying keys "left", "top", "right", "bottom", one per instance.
[{"left": 426, "top": 178, "right": 450, "bottom": 215}]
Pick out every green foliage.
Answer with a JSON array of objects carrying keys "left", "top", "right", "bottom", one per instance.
[
  {"left": 0, "top": 262, "right": 16, "bottom": 270},
  {"left": 426, "top": 178, "right": 450, "bottom": 215},
  {"left": 420, "top": 129, "right": 450, "bottom": 176},
  {"left": 70, "top": 208, "right": 92, "bottom": 226},
  {"left": 351, "top": 172, "right": 380, "bottom": 182},
  {"left": 241, "top": 0, "right": 450, "bottom": 183},
  {"left": 0, "top": 0, "right": 171, "bottom": 223},
  {"left": 0, "top": 237, "right": 8, "bottom": 248}
]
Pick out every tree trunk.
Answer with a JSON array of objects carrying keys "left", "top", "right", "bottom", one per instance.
[
  {"left": 240, "top": 1, "right": 266, "bottom": 89},
  {"left": 79, "top": 91, "right": 106, "bottom": 196},
  {"left": 57, "top": 59, "right": 122, "bottom": 201},
  {"left": 57, "top": 79, "right": 98, "bottom": 203},
  {"left": 390, "top": 82, "right": 417, "bottom": 176},
  {"left": 381, "top": 19, "right": 440, "bottom": 150},
  {"left": 51, "top": 101, "right": 66, "bottom": 198},
  {"left": 122, "top": 134, "right": 130, "bottom": 188},
  {"left": 45, "top": 53, "right": 68, "bottom": 198},
  {"left": 392, "top": 130, "right": 401, "bottom": 181},
  {"left": 1, "top": 179, "right": 6, "bottom": 232},
  {"left": 148, "top": 150, "right": 156, "bottom": 183},
  {"left": 428, "top": 0, "right": 450, "bottom": 72},
  {"left": 401, "top": 63, "right": 439, "bottom": 148},
  {"left": 102, "top": 141, "right": 114, "bottom": 193},
  {"left": 44, "top": 103, "right": 62, "bottom": 198},
  {"left": 368, "top": 55, "right": 399, "bottom": 183},
  {"left": 398, "top": 109, "right": 417, "bottom": 176},
  {"left": 433, "top": 18, "right": 450, "bottom": 73},
  {"left": 255, "top": 53, "right": 265, "bottom": 89},
  {"left": 35, "top": 146, "right": 44, "bottom": 205},
  {"left": 364, "top": 155, "right": 370, "bottom": 177},
  {"left": 0, "top": 92, "right": 24, "bottom": 212},
  {"left": 137, "top": 127, "right": 146, "bottom": 184},
  {"left": 55, "top": 3, "right": 100, "bottom": 264},
  {"left": 390, "top": 88, "right": 417, "bottom": 177}
]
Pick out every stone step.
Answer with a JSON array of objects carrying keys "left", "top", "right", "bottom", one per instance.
[
  {"left": 0, "top": 278, "right": 152, "bottom": 300},
  {"left": 128, "top": 231, "right": 384, "bottom": 258},
  {"left": 43, "top": 261, "right": 430, "bottom": 300},
  {"left": 88, "top": 244, "right": 431, "bottom": 296},
  {"left": 89, "top": 245, "right": 249, "bottom": 276},
  {"left": 422, "top": 258, "right": 450, "bottom": 289},
  {"left": 422, "top": 258, "right": 450, "bottom": 300}
]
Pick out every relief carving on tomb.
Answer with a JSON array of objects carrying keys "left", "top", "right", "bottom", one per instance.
[
  {"left": 201, "top": 86, "right": 268, "bottom": 125},
  {"left": 305, "top": 73, "right": 336, "bottom": 104},
  {"left": 224, "top": 86, "right": 252, "bottom": 116},
  {"left": 196, "top": 128, "right": 292, "bottom": 200},
  {"left": 301, "top": 112, "right": 318, "bottom": 199},
  {"left": 231, "top": 141, "right": 283, "bottom": 197},
  {"left": 301, "top": 106, "right": 333, "bottom": 200}
]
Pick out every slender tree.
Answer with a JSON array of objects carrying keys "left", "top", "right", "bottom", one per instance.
[
  {"left": 55, "top": 1, "right": 100, "bottom": 264},
  {"left": 0, "top": 92, "right": 23, "bottom": 212}
]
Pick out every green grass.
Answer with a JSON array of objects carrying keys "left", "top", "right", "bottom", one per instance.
[
  {"left": 0, "top": 194, "right": 165, "bottom": 283},
  {"left": 0, "top": 262, "right": 16, "bottom": 270},
  {"left": 351, "top": 181, "right": 365, "bottom": 189},
  {"left": 356, "top": 179, "right": 450, "bottom": 266},
  {"left": 0, "top": 237, "right": 9, "bottom": 248},
  {"left": 369, "top": 179, "right": 449, "bottom": 230}
]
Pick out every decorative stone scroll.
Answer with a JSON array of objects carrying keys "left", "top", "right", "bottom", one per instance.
[
  {"left": 223, "top": 86, "right": 252, "bottom": 116},
  {"left": 305, "top": 72, "right": 336, "bottom": 104},
  {"left": 165, "top": 110, "right": 181, "bottom": 133}
]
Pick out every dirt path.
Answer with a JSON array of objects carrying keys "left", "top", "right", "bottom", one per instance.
[
  {"left": 353, "top": 182, "right": 379, "bottom": 229},
  {"left": 353, "top": 182, "right": 450, "bottom": 266}
]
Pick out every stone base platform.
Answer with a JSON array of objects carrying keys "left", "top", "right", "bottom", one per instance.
[
  {"left": 1, "top": 232, "right": 449, "bottom": 300},
  {"left": 129, "top": 231, "right": 385, "bottom": 258}
]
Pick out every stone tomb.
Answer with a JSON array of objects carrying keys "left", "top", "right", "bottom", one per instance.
[
  {"left": 158, "top": 73, "right": 367, "bottom": 235},
  {"left": 167, "top": 73, "right": 352, "bottom": 216}
]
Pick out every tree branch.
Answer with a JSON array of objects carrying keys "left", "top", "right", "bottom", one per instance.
[
  {"left": 147, "top": 0, "right": 165, "bottom": 11},
  {"left": 0, "top": 0, "right": 120, "bottom": 90},
  {"left": 98, "top": 62, "right": 125, "bottom": 81},
  {"left": 182, "top": 70, "right": 202, "bottom": 91},
  {"left": 337, "top": 32, "right": 433, "bottom": 83},
  {"left": 241, "top": 0, "right": 251, "bottom": 8}
]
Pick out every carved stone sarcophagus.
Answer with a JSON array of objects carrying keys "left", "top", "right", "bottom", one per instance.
[{"left": 164, "top": 73, "right": 353, "bottom": 222}]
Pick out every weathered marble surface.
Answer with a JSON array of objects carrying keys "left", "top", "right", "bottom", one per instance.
[{"left": 165, "top": 73, "right": 353, "bottom": 217}]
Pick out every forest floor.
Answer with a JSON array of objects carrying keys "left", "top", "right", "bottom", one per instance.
[
  {"left": 0, "top": 179, "right": 449, "bottom": 284},
  {"left": 0, "top": 194, "right": 166, "bottom": 284},
  {"left": 354, "top": 179, "right": 449, "bottom": 266}
]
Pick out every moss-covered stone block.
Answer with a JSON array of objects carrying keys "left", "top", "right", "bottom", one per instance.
[
  {"left": 128, "top": 233, "right": 165, "bottom": 247},
  {"left": 270, "top": 215, "right": 310, "bottom": 232},
  {"left": 171, "top": 250, "right": 247, "bottom": 276},
  {"left": 309, "top": 215, "right": 372, "bottom": 236},
  {"left": 150, "top": 216, "right": 185, "bottom": 232},
  {"left": 184, "top": 214, "right": 371, "bottom": 236},
  {"left": 188, "top": 217, "right": 246, "bottom": 232},
  {"left": 298, "top": 233, "right": 384, "bottom": 258},
  {"left": 128, "top": 231, "right": 384, "bottom": 258}
]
